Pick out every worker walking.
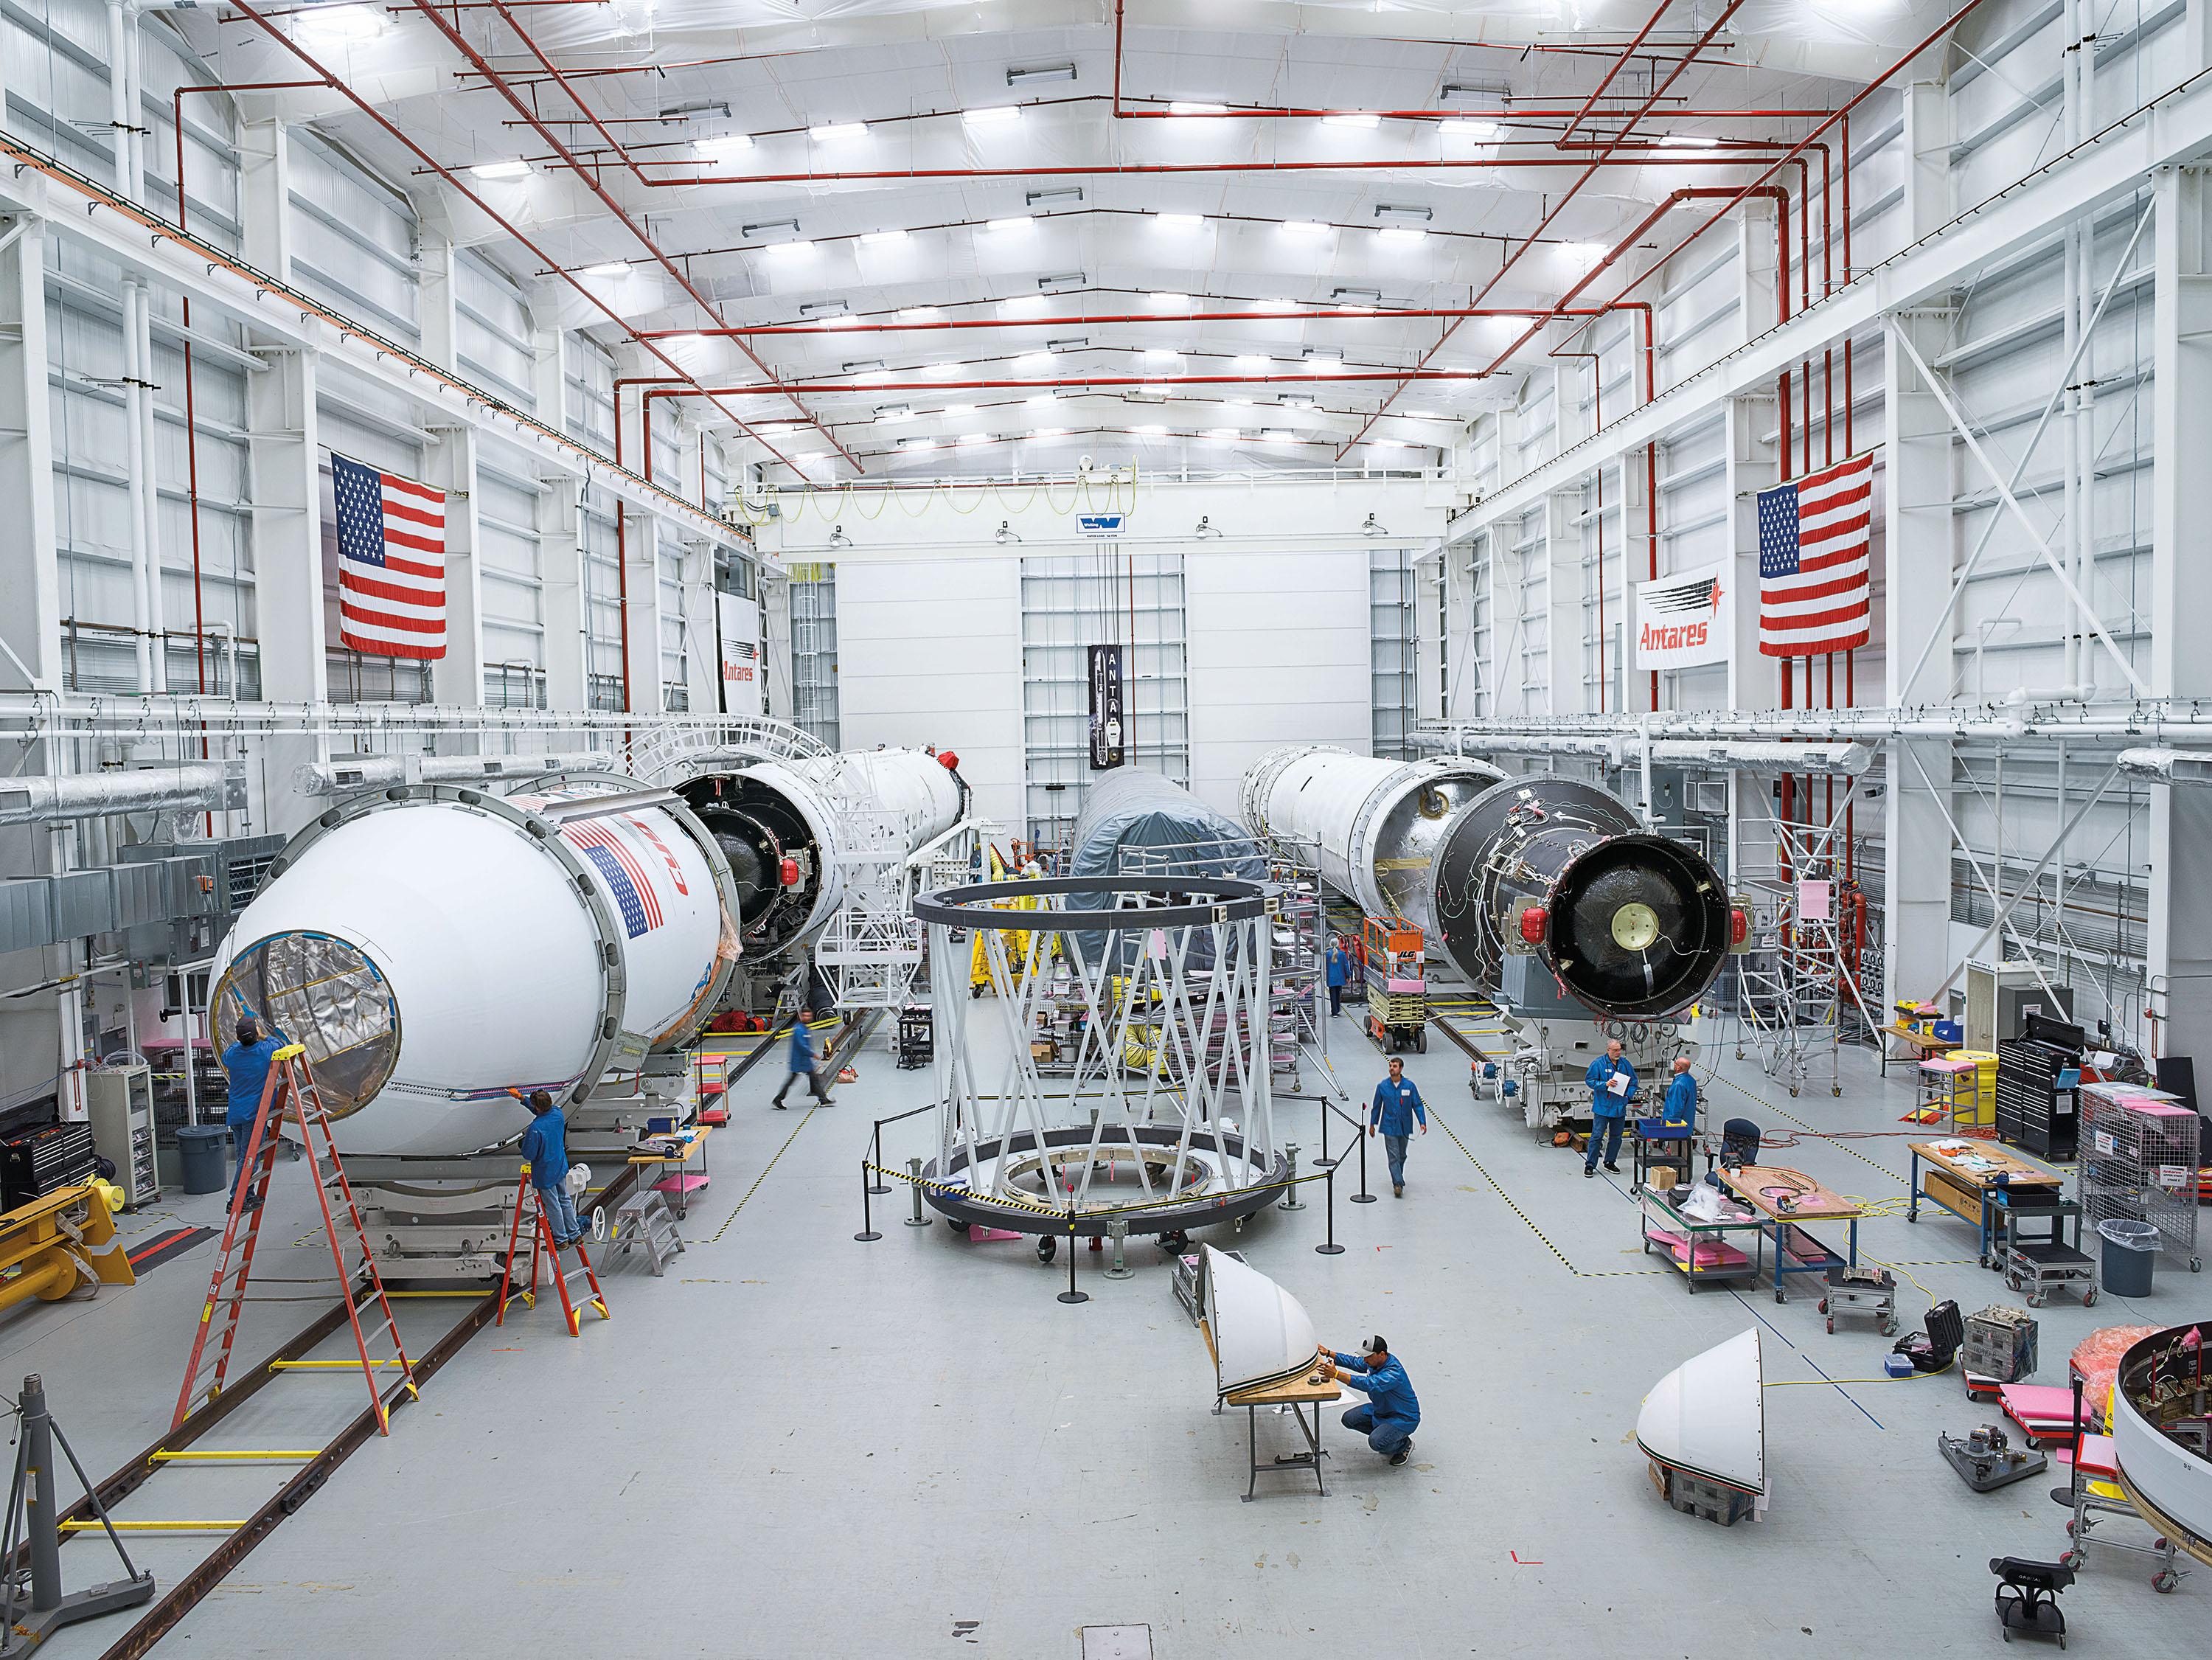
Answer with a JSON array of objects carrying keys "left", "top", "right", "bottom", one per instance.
[
  {"left": 519, "top": 1089, "right": 582, "bottom": 1249},
  {"left": 1369, "top": 1055, "right": 1427, "bottom": 1198},
  {"left": 1584, "top": 1038, "right": 1638, "bottom": 1177},
  {"left": 220, "top": 1015, "right": 284, "bottom": 1212},
  {"left": 1321, "top": 1336, "right": 1421, "bottom": 1465},
  {"left": 1326, "top": 937, "right": 1351, "bottom": 1017},
  {"left": 772, "top": 1009, "right": 835, "bottom": 1108}
]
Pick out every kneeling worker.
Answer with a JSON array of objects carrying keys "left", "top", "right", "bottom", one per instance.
[{"left": 1321, "top": 1336, "right": 1421, "bottom": 1466}]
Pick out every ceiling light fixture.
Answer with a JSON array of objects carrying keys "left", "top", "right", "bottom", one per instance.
[
  {"left": 995, "top": 518, "right": 1023, "bottom": 544},
  {"left": 1233, "top": 355, "right": 1268, "bottom": 370},
  {"left": 1279, "top": 220, "right": 1330, "bottom": 237},
  {"left": 1362, "top": 512, "right": 1388, "bottom": 535},
  {"left": 829, "top": 527, "right": 854, "bottom": 548},
  {"left": 1154, "top": 212, "right": 1203, "bottom": 228},
  {"left": 1301, "top": 347, "right": 1343, "bottom": 367},
  {"left": 809, "top": 122, "right": 868, "bottom": 142},
  {"left": 1441, "top": 80, "right": 1512, "bottom": 103},
  {"left": 1141, "top": 347, "right": 1183, "bottom": 361},
  {"left": 1004, "top": 296, "right": 1049, "bottom": 315},
  {"left": 873, "top": 405, "right": 912, "bottom": 420},
  {"left": 1169, "top": 101, "right": 1229, "bottom": 116},
  {"left": 1254, "top": 297, "right": 1299, "bottom": 311},
  {"left": 296, "top": 4, "right": 386, "bottom": 43},
  {"left": 959, "top": 431, "right": 992, "bottom": 445},
  {"left": 1026, "top": 394, "right": 1059, "bottom": 408},
  {"left": 1322, "top": 113, "right": 1380, "bottom": 130},
  {"left": 1562, "top": 242, "right": 1607, "bottom": 266},
  {"left": 742, "top": 219, "right": 801, "bottom": 240},
  {"left": 1259, "top": 428, "right": 1296, "bottom": 442},
  {"left": 899, "top": 436, "right": 938, "bottom": 451},
  {"left": 1376, "top": 204, "right": 1433, "bottom": 225},
  {"left": 1139, "top": 383, "right": 1170, "bottom": 397},
  {"left": 470, "top": 160, "right": 532, "bottom": 180},
  {"left": 985, "top": 215, "right": 1034, "bottom": 232},
  {"left": 660, "top": 99, "right": 731, "bottom": 122},
  {"left": 1027, "top": 187, "right": 1084, "bottom": 208},
  {"left": 1440, "top": 119, "right": 1500, "bottom": 139},
  {"left": 1377, "top": 226, "right": 1427, "bottom": 244},
  {"left": 801, "top": 299, "right": 850, "bottom": 318},
  {"left": 964, "top": 106, "right": 1022, "bottom": 126},
  {"left": 1132, "top": 424, "right": 1167, "bottom": 435},
  {"left": 897, "top": 305, "right": 942, "bottom": 320},
  {"left": 582, "top": 261, "right": 630, "bottom": 277},
  {"left": 944, "top": 404, "right": 975, "bottom": 417},
  {"left": 762, "top": 240, "right": 815, "bottom": 257},
  {"left": 1046, "top": 337, "right": 1089, "bottom": 352},
  {"left": 1276, "top": 393, "right": 1316, "bottom": 409},
  {"left": 1202, "top": 432, "right": 1237, "bottom": 445},
  {"left": 1331, "top": 287, "right": 1382, "bottom": 307},
  {"left": 1150, "top": 292, "right": 1189, "bottom": 306},
  {"left": 1007, "top": 63, "right": 1077, "bottom": 86},
  {"left": 1015, "top": 350, "right": 1055, "bottom": 369},
  {"left": 793, "top": 451, "right": 830, "bottom": 466},
  {"left": 1038, "top": 272, "right": 1084, "bottom": 290},
  {"left": 845, "top": 360, "right": 888, "bottom": 375},
  {"left": 860, "top": 229, "right": 909, "bottom": 246},
  {"left": 692, "top": 132, "right": 755, "bottom": 157},
  {"left": 1031, "top": 426, "right": 1067, "bottom": 437}
]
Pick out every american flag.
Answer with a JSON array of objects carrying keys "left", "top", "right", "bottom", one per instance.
[
  {"left": 563, "top": 820, "right": 663, "bottom": 939},
  {"left": 334, "top": 454, "right": 448, "bottom": 660},
  {"left": 1756, "top": 450, "right": 1874, "bottom": 658}
]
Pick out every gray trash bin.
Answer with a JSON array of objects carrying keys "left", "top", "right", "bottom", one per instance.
[
  {"left": 2098, "top": 1219, "right": 2159, "bottom": 1297},
  {"left": 175, "top": 1125, "right": 230, "bottom": 1195}
]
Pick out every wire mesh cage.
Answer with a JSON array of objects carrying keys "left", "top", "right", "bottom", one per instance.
[{"left": 2078, "top": 1083, "right": 2201, "bottom": 1272}]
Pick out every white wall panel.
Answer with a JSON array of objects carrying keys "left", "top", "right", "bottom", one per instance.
[
  {"left": 1186, "top": 548, "right": 1369, "bottom": 818},
  {"left": 835, "top": 557, "right": 1024, "bottom": 830}
]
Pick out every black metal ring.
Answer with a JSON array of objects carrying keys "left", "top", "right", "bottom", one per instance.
[{"left": 912, "top": 875, "right": 1275, "bottom": 930}]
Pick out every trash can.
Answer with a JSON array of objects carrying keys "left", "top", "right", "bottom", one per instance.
[
  {"left": 175, "top": 1125, "right": 230, "bottom": 1195},
  {"left": 2098, "top": 1219, "right": 2160, "bottom": 1297}
]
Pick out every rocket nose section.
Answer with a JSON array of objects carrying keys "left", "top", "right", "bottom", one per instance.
[
  {"left": 209, "top": 931, "right": 399, "bottom": 1121},
  {"left": 1551, "top": 835, "right": 1732, "bottom": 1021}
]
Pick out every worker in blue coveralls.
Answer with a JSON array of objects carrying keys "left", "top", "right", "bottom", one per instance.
[
  {"left": 518, "top": 1089, "right": 582, "bottom": 1249},
  {"left": 1326, "top": 937, "right": 1351, "bottom": 1018},
  {"left": 220, "top": 1015, "right": 284, "bottom": 1211},
  {"left": 1661, "top": 1055, "right": 1700, "bottom": 1131},
  {"left": 1369, "top": 1055, "right": 1427, "bottom": 1198},
  {"left": 1583, "top": 1037, "right": 1638, "bottom": 1178},
  {"left": 771, "top": 1008, "right": 835, "bottom": 1108},
  {"left": 1322, "top": 1336, "right": 1422, "bottom": 1466}
]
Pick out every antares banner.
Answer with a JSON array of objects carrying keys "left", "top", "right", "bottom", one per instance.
[
  {"left": 1633, "top": 564, "right": 1731, "bottom": 670},
  {"left": 1088, "top": 644, "right": 1125, "bottom": 769}
]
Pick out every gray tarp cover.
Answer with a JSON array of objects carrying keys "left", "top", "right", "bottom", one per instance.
[{"left": 1065, "top": 771, "right": 1265, "bottom": 965}]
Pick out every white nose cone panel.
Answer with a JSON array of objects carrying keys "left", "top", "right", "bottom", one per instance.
[
  {"left": 1635, "top": 1328, "right": 1766, "bottom": 1494},
  {"left": 1200, "top": 1246, "right": 1319, "bottom": 1397}
]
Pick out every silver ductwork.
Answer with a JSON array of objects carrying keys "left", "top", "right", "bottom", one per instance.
[
  {"left": 0, "top": 761, "right": 247, "bottom": 827},
  {"left": 295, "top": 751, "right": 618, "bottom": 796}
]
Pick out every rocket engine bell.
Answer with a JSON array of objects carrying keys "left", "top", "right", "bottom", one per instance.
[{"left": 1242, "top": 746, "right": 1735, "bottom": 1023}]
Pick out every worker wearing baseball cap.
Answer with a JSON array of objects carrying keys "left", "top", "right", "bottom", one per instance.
[{"left": 1320, "top": 1336, "right": 1422, "bottom": 1465}]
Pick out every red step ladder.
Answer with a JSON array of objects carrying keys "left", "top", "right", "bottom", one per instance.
[
  {"left": 173, "top": 1044, "right": 419, "bottom": 1434},
  {"left": 498, "top": 1175, "right": 608, "bottom": 1337}
]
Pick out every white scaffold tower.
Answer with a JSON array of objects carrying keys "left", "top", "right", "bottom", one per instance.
[
  {"left": 1731, "top": 800, "right": 1882, "bottom": 1098},
  {"left": 913, "top": 875, "right": 1292, "bottom": 1246}
]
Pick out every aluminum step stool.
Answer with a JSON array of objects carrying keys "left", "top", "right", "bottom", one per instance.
[{"left": 613, "top": 1189, "right": 684, "bottom": 1276}]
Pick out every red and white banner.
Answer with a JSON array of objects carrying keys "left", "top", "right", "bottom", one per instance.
[
  {"left": 333, "top": 453, "right": 448, "bottom": 660},
  {"left": 1632, "top": 563, "right": 1731, "bottom": 670}
]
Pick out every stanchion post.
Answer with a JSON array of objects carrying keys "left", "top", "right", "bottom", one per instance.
[
  {"left": 904, "top": 1156, "right": 933, "bottom": 1226},
  {"left": 854, "top": 1160, "right": 882, "bottom": 1242},
  {"left": 1349, "top": 1122, "right": 1377, "bottom": 1203},
  {"left": 868, "top": 1120, "right": 891, "bottom": 1195},
  {"left": 1315, "top": 1163, "right": 1344, "bottom": 1255},
  {"left": 1278, "top": 1143, "right": 1304, "bottom": 1212},
  {"left": 1057, "top": 1198, "right": 1088, "bottom": 1303},
  {"left": 1315, "top": 1098, "right": 1335, "bottom": 1170}
]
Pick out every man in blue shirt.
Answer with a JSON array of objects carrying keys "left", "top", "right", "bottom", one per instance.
[
  {"left": 220, "top": 1016, "right": 284, "bottom": 1211},
  {"left": 1370, "top": 1056, "right": 1427, "bottom": 1197},
  {"left": 1584, "top": 1038, "right": 1638, "bottom": 1178},
  {"left": 1324, "top": 1336, "right": 1421, "bottom": 1465},
  {"left": 771, "top": 1009, "right": 835, "bottom": 1108},
  {"left": 1325, "top": 937, "right": 1351, "bottom": 1018},
  {"left": 518, "top": 1089, "right": 582, "bottom": 1249},
  {"left": 1661, "top": 1055, "right": 1699, "bottom": 1130}
]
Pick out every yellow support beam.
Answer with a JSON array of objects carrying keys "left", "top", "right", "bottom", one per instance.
[
  {"left": 59, "top": 1520, "right": 246, "bottom": 1532},
  {"left": 148, "top": 1450, "right": 321, "bottom": 1462}
]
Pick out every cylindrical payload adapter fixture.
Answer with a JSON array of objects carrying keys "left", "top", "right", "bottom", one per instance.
[
  {"left": 1242, "top": 747, "right": 1734, "bottom": 1022},
  {"left": 675, "top": 749, "right": 964, "bottom": 956},
  {"left": 206, "top": 778, "right": 737, "bottom": 1158}
]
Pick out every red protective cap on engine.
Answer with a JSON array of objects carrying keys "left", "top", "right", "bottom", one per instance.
[
  {"left": 1731, "top": 907, "right": 1748, "bottom": 945},
  {"left": 1517, "top": 906, "right": 1548, "bottom": 944},
  {"left": 779, "top": 857, "right": 801, "bottom": 887},
  {"left": 936, "top": 750, "right": 960, "bottom": 771}
]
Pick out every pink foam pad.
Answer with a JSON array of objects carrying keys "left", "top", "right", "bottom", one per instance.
[
  {"left": 1999, "top": 1383, "right": 2090, "bottom": 1432},
  {"left": 965, "top": 1225, "right": 1024, "bottom": 1242},
  {"left": 1646, "top": 1227, "right": 1749, "bottom": 1269},
  {"left": 653, "top": 1173, "right": 711, "bottom": 1195}
]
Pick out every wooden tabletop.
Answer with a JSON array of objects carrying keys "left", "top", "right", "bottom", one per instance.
[
  {"left": 1884, "top": 1023, "right": 1960, "bottom": 1051},
  {"left": 1719, "top": 1165, "right": 1861, "bottom": 1221},
  {"left": 1909, "top": 1139, "right": 2058, "bottom": 1190},
  {"left": 627, "top": 1124, "right": 714, "bottom": 1166},
  {"left": 1224, "top": 1368, "right": 1343, "bottom": 1407}
]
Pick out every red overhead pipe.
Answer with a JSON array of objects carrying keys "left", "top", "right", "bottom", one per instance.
[
  {"left": 402, "top": 1, "right": 854, "bottom": 471},
  {"left": 1338, "top": 0, "right": 1745, "bottom": 454},
  {"left": 218, "top": 1, "right": 821, "bottom": 482},
  {"left": 1559, "top": 0, "right": 1680, "bottom": 145}
]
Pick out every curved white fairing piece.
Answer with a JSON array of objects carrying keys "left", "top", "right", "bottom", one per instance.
[
  {"left": 1200, "top": 1246, "right": 1319, "bottom": 1397},
  {"left": 207, "top": 796, "right": 722, "bottom": 1157},
  {"left": 1635, "top": 1328, "right": 1766, "bottom": 1495},
  {"left": 2112, "top": 1330, "right": 2212, "bottom": 1559}
]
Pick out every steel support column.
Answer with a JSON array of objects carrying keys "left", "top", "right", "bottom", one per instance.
[{"left": 2148, "top": 164, "right": 2212, "bottom": 1058}]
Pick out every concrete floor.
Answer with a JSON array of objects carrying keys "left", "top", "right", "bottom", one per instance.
[{"left": 6, "top": 1004, "right": 2209, "bottom": 1659}]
